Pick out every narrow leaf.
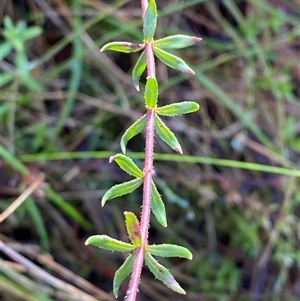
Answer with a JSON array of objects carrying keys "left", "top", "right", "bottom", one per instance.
[
  {"left": 0, "top": 72, "right": 14, "bottom": 87},
  {"left": 0, "top": 42, "right": 13, "bottom": 60},
  {"left": 121, "top": 114, "right": 147, "bottom": 154},
  {"left": 22, "top": 27, "right": 42, "bottom": 41},
  {"left": 85, "top": 235, "right": 135, "bottom": 252},
  {"left": 0, "top": 144, "right": 29, "bottom": 174},
  {"left": 147, "top": 244, "right": 193, "bottom": 260},
  {"left": 100, "top": 41, "right": 144, "bottom": 53},
  {"left": 155, "top": 114, "right": 183, "bottom": 154},
  {"left": 156, "top": 101, "right": 199, "bottom": 116},
  {"left": 144, "top": 78, "right": 158, "bottom": 108},
  {"left": 132, "top": 51, "right": 146, "bottom": 91},
  {"left": 113, "top": 253, "right": 135, "bottom": 298},
  {"left": 4, "top": 16, "right": 14, "bottom": 31},
  {"left": 151, "top": 181, "right": 167, "bottom": 227},
  {"left": 110, "top": 154, "right": 144, "bottom": 178},
  {"left": 101, "top": 178, "right": 143, "bottom": 206},
  {"left": 144, "top": 252, "right": 186, "bottom": 294},
  {"left": 154, "top": 34, "right": 202, "bottom": 49},
  {"left": 153, "top": 47, "right": 195, "bottom": 75},
  {"left": 143, "top": 0, "right": 157, "bottom": 42},
  {"left": 124, "top": 211, "right": 142, "bottom": 247}
]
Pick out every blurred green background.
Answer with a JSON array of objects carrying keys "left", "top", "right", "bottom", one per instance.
[{"left": 1, "top": 0, "right": 299, "bottom": 300}]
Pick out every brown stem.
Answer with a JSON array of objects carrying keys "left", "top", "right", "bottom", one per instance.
[{"left": 125, "top": 1, "right": 157, "bottom": 300}]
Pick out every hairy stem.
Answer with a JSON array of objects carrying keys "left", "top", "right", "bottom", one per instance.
[{"left": 125, "top": 1, "right": 156, "bottom": 300}]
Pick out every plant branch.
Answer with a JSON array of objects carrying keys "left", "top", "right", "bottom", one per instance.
[{"left": 125, "top": 1, "right": 157, "bottom": 300}]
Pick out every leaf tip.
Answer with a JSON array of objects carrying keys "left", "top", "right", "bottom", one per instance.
[
  {"left": 175, "top": 146, "right": 183, "bottom": 154},
  {"left": 109, "top": 155, "right": 116, "bottom": 163},
  {"left": 193, "top": 37, "right": 202, "bottom": 43},
  {"left": 85, "top": 236, "right": 93, "bottom": 246},
  {"left": 186, "top": 68, "right": 195, "bottom": 75}
]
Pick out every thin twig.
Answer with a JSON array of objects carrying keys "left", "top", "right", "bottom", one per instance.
[
  {"left": 0, "top": 240, "right": 98, "bottom": 301},
  {"left": 0, "top": 173, "right": 45, "bottom": 223}
]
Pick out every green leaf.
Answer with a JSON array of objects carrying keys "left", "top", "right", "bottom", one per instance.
[
  {"left": 124, "top": 211, "right": 142, "bottom": 247},
  {"left": 16, "top": 52, "right": 29, "bottom": 77},
  {"left": 100, "top": 41, "right": 144, "bottom": 53},
  {"left": 0, "top": 144, "right": 29, "bottom": 174},
  {"left": 154, "top": 34, "right": 202, "bottom": 49},
  {"left": 45, "top": 187, "right": 92, "bottom": 230},
  {"left": 144, "top": 252, "right": 186, "bottom": 294},
  {"left": 147, "top": 244, "right": 193, "bottom": 260},
  {"left": 0, "top": 42, "right": 13, "bottom": 60},
  {"left": 155, "top": 114, "right": 183, "bottom": 154},
  {"left": 4, "top": 16, "right": 14, "bottom": 31},
  {"left": 132, "top": 51, "right": 147, "bottom": 91},
  {"left": 21, "top": 75, "right": 43, "bottom": 92},
  {"left": 101, "top": 178, "right": 143, "bottom": 206},
  {"left": 121, "top": 114, "right": 147, "bottom": 154},
  {"left": 110, "top": 154, "right": 144, "bottom": 178},
  {"left": 144, "top": 78, "right": 158, "bottom": 108},
  {"left": 143, "top": 0, "right": 157, "bottom": 42},
  {"left": 153, "top": 47, "right": 195, "bottom": 75},
  {"left": 113, "top": 253, "right": 135, "bottom": 298},
  {"left": 156, "top": 101, "right": 199, "bottom": 116},
  {"left": 85, "top": 235, "right": 135, "bottom": 252},
  {"left": 21, "top": 27, "right": 42, "bottom": 41},
  {"left": 151, "top": 181, "right": 167, "bottom": 227},
  {"left": 0, "top": 73, "right": 14, "bottom": 87}
]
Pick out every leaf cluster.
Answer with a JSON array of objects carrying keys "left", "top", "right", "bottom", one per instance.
[
  {"left": 85, "top": 211, "right": 192, "bottom": 297},
  {"left": 1, "top": 16, "right": 43, "bottom": 91}
]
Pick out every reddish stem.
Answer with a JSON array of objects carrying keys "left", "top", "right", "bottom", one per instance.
[{"left": 125, "top": 1, "right": 156, "bottom": 300}]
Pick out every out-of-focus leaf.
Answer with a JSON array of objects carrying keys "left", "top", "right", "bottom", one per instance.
[
  {"left": 144, "top": 252, "right": 186, "bottom": 294},
  {"left": 45, "top": 187, "right": 92, "bottom": 230},
  {"left": 154, "top": 34, "right": 202, "bottom": 49},
  {"left": 0, "top": 42, "right": 13, "bottom": 60},
  {"left": 121, "top": 114, "right": 147, "bottom": 154},
  {"left": 144, "top": 78, "right": 158, "bottom": 108},
  {"left": 124, "top": 211, "right": 142, "bottom": 247},
  {"left": 0, "top": 73, "right": 14, "bottom": 87},
  {"left": 143, "top": 0, "right": 157, "bottom": 42},
  {"left": 132, "top": 51, "right": 147, "bottom": 91},
  {"left": 113, "top": 253, "right": 135, "bottom": 298},
  {"left": 16, "top": 52, "right": 29, "bottom": 76},
  {"left": 151, "top": 181, "right": 167, "bottom": 227},
  {"left": 153, "top": 47, "right": 195, "bottom": 75},
  {"left": 101, "top": 178, "right": 143, "bottom": 206},
  {"left": 85, "top": 235, "right": 135, "bottom": 252},
  {"left": 21, "top": 75, "right": 43, "bottom": 92},
  {"left": 154, "top": 114, "right": 183, "bottom": 154},
  {"left": 100, "top": 41, "right": 144, "bottom": 53},
  {"left": 21, "top": 27, "right": 42, "bottom": 41},
  {"left": 3, "top": 16, "right": 14, "bottom": 31},
  {"left": 156, "top": 101, "right": 199, "bottom": 116},
  {"left": 0, "top": 145, "right": 29, "bottom": 174},
  {"left": 110, "top": 154, "right": 144, "bottom": 178}
]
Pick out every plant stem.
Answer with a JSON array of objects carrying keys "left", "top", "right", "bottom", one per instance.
[{"left": 125, "top": 1, "right": 156, "bottom": 300}]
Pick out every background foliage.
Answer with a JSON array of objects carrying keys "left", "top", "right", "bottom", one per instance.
[{"left": 1, "top": 0, "right": 299, "bottom": 300}]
